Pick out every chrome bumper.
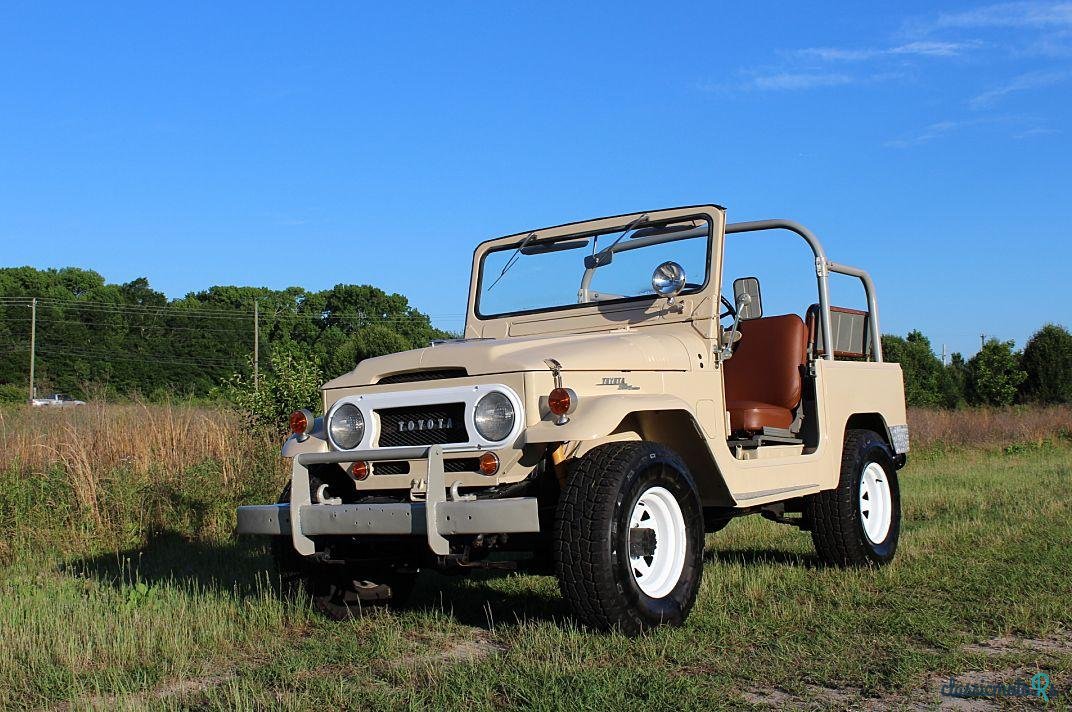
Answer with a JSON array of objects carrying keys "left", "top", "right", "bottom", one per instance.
[{"left": 236, "top": 445, "right": 540, "bottom": 556}]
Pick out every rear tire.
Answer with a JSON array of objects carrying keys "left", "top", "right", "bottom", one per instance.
[
  {"left": 806, "top": 429, "right": 901, "bottom": 567},
  {"left": 271, "top": 484, "right": 416, "bottom": 620},
  {"left": 554, "top": 442, "right": 704, "bottom": 635}
]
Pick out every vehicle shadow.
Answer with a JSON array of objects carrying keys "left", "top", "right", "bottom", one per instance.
[
  {"left": 62, "top": 532, "right": 817, "bottom": 629},
  {"left": 704, "top": 546, "right": 821, "bottom": 569},
  {"left": 60, "top": 531, "right": 278, "bottom": 599},
  {"left": 60, "top": 531, "right": 569, "bottom": 629}
]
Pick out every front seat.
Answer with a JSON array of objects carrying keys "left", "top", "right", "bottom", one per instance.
[{"left": 723, "top": 314, "right": 808, "bottom": 433}]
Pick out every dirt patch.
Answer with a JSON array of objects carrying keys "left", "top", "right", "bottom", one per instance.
[
  {"left": 741, "top": 683, "right": 861, "bottom": 710},
  {"left": 964, "top": 632, "right": 1072, "bottom": 658},
  {"left": 396, "top": 629, "right": 507, "bottom": 668},
  {"left": 742, "top": 662, "right": 1057, "bottom": 710},
  {"left": 45, "top": 672, "right": 235, "bottom": 711}
]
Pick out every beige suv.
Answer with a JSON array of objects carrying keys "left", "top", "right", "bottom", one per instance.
[{"left": 238, "top": 205, "right": 909, "bottom": 635}]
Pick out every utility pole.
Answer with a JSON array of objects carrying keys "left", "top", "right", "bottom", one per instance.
[
  {"left": 941, "top": 343, "right": 947, "bottom": 366},
  {"left": 28, "top": 298, "right": 36, "bottom": 402},
  {"left": 253, "top": 300, "right": 260, "bottom": 392},
  {"left": 980, "top": 333, "right": 986, "bottom": 351}
]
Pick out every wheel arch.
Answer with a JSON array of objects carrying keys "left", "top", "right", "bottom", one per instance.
[
  {"left": 572, "top": 409, "right": 734, "bottom": 507},
  {"left": 844, "top": 412, "right": 893, "bottom": 447}
]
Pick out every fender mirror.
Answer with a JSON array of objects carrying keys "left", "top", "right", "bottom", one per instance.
[{"left": 732, "top": 277, "right": 763, "bottom": 320}]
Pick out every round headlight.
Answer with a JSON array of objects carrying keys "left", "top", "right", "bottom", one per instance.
[
  {"left": 329, "top": 403, "right": 365, "bottom": 449},
  {"left": 474, "top": 391, "right": 515, "bottom": 442}
]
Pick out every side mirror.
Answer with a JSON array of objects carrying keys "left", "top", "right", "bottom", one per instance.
[
  {"left": 651, "top": 261, "right": 687, "bottom": 299},
  {"left": 732, "top": 277, "right": 763, "bottom": 320}
]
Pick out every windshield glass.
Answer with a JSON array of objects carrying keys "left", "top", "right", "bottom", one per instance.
[{"left": 477, "top": 217, "right": 712, "bottom": 318}]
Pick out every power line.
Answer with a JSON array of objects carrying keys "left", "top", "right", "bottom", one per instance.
[
  {"left": 34, "top": 345, "right": 246, "bottom": 368},
  {"left": 1, "top": 300, "right": 464, "bottom": 324},
  {"left": 1, "top": 296, "right": 466, "bottom": 321},
  {"left": 0, "top": 315, "right": 260, "bottom": 334}
]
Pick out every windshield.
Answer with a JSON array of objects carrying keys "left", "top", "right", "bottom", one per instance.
[{"left": 476, "top": 217, "right": 713, "bottom": 318}]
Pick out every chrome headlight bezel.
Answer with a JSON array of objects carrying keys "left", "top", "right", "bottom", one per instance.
[
  {"left": 473, "top": 391, "right": 516, "bottom": 442},
  {"left": 328, "top": 402, "right": 365, "bottom": 450}
]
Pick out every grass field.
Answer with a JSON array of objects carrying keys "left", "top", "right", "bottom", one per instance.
[{"left": 1, "top": 405, "right": 1070, "bottom": 710}]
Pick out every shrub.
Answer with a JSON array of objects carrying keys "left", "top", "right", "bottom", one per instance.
[
  {"left": 0, "top": 383, "right": 26, "bottom": 404},
  {"left": 881, "top": 331, "right": 961, "bottom": 407},
  {"left": 966, "top": 338, "right": 1026, "bottom": 407},
  {"left": 1019, "top": 323, "right": 1072, "bottom": 404},
  {"left": 215, "top": 343, "right": 322, "bottom": 431}
]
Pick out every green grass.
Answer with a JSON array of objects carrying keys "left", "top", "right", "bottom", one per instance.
[{"left": 2, "top": 444, "right": 1071, "bottom": 710}]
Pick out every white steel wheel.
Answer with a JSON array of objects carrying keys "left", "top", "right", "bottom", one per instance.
[
  {"left": 859, "top": 462, "right": 893, "bottom": 544},
  {"left": 628, "top": 486, "right": 687, "bottom": 598}
]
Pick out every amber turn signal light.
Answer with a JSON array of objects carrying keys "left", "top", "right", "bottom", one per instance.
[
  {"left": 289, "top": 409, "right": 313, "bottom": 437},
  {"left": 479, "top": 452, "right": 500, "bottom": 476},
  {"left": 548, "top": 387, "right": 576, "bottom": 416},
  {"left": 350, "top": 461, "right": 370, "bottom": 481}
]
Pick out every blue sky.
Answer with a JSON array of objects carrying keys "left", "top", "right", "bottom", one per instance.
[{"left": 2, "top": 2, "right": 1070, "bottom": 357}]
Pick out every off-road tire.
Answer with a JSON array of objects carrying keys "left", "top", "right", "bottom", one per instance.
[
  {"left": 554, "top": 441, "right": 704, "bottom": 635},
  {"left": 806, "top": 429, "right": 901, "bottom": 567},
  {"left": 270, "top": 484, "right": 416, "bottom": 620}
]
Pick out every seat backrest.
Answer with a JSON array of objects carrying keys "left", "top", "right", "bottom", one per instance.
[
  {"left": 805, "top": 303, "right": 871, "bottom": 360},
  {"left": 724, "top": 314, "right": 808, "bottom": 409}
]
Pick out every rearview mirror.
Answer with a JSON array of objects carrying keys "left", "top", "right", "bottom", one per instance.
[
  {"left": 732, "top": 277, "right": 763, "bottom": 320},
  {"left": 652, "top": 261, "right": 687, "bottom": 299}
]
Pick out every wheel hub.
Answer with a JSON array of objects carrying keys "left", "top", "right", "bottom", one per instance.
[
  {"left": 859, "top": 462, "right": 893, "bottom": 544},
  {"left": 628, "top": 486, "right": 687, "bottom": 598}
]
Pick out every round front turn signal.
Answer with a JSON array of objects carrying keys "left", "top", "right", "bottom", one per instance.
[
  {"left": 289, "top": 409, "right": 313, "bottom": 437},
  {"left": 548, "top": 387, "right": 576, "bottom": 416},
  {"left": 478, "top": 452, "right": 500, "bottom": 476},
  {"left": 350, "top": 461, "right": 370, "bottom": 481}
]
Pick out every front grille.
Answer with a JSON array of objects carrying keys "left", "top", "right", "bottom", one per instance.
[
  {"left": 374, "top": 461, "right": 410, "bottom": 475},
  {"left": 446, "top": 458, "right": 480, "bottom": 473},
  {"left": 376, "top": 368, "right": 467, "bottom": 385},
  {"left": 376, "top": 403, "right": 468, "bottom": 447},
  {"left": 373, "top": 458, "right": 479, "bottom": 476}
]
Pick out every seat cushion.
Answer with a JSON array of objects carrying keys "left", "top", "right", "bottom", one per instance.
[{"left": 726, "top": 400, "right": 794, "bottom": 432}]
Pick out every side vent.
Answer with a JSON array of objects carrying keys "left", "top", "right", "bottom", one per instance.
[{"left": 376, "top": 368, "right": 468, "bottom": 385}]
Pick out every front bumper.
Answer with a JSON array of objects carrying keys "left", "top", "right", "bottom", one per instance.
[{"left": 236, "top": 445, "right": 540, "bottom": 556}]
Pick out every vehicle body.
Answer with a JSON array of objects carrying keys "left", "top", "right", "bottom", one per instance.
[
  {"left": 30, "top": 393, "right": 85, "bottom": 407},
  {"left": 238, "top": 205, "right": 909, "bottom": 633}
]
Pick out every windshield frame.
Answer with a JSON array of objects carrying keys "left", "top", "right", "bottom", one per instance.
[{"left": 472, "top": 211, "right": 716, "bottom": 321}]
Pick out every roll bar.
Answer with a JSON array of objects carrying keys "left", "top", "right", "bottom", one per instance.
[{"left": 725, "top": 220, "right": 883, "bottom": 362}]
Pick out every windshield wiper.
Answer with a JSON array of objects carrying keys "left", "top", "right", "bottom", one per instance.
[
  {"left": 584, "top": 213, "right": 649, "bottom": 269},
  {"left": 487, "top": 232, "right": 537, "bottom": 291}
]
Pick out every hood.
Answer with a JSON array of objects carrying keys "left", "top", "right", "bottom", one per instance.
[{"left": 323, "top": 330, "right": 692, "bottom": 389}]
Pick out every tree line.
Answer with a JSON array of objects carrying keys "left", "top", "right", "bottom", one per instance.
[
  {"left": 0, "top": 267, "right": 454, "bottom": 402},
  {"left": 882, "top": 326, "right": 1072, "bottom": 408},
  {"left": 2, "top": 266, "right": 1070, "bottom": 410}
]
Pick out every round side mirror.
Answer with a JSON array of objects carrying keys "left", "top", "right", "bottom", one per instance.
[{"left": 651, "top": 261, "right": 687, "bottom": 298}]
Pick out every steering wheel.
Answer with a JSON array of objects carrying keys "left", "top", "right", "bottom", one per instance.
[{"left": 720, "top": 295, "right": 736, "bottom": 320}]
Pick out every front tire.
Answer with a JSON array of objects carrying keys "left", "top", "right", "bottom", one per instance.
[
  {"left": 554, "top": 442, "right": 704, "bottom": 635},
  {"left": 807, "top": 429, "right": 901, "bottom": 567}
]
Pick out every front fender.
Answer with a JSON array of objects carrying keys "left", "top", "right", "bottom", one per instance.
[
  {"left": 281, "top": 434, "right": 329, "bottom": 458},
  {"left": 523, "top": 394, "right": 695, "bottom": 443}
]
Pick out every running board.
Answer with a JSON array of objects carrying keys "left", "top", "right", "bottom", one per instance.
[{"left": 734, "top": 483, "right": 819, "bottom": 502}]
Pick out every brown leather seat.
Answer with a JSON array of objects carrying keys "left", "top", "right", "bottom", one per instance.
[{"left": 723, "top": 314, "right": 808, "bottom": 433}]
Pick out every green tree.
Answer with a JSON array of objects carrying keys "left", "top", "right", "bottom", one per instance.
[
  {"left": 966, "top": 338, "right": 1026, "bottom": 406},
  {"left": 944, "top": 352, "right": 968, "bottom": 408},
  {"left": 881, "top": 330, "right": 960, "bottom": 407},
  {"left": 1019, "top": 323, "right": 1072, "bottom": 404},
  {"left": 217, "top": 343, "right": 323, "bottom": 430}
]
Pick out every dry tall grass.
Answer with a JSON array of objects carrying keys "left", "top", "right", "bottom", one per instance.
[
  {"left": 908, "top": 405, "right": 1072, "bottom": 450},
  {"left": 0, "top": 402, "right": 280, "bottom": 486},
  {"left": 0, "top": 403, "right": 284, "bottom": 563},
  {"left": 1, "top": 401, "right": 1068, "bottom": 564}
]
